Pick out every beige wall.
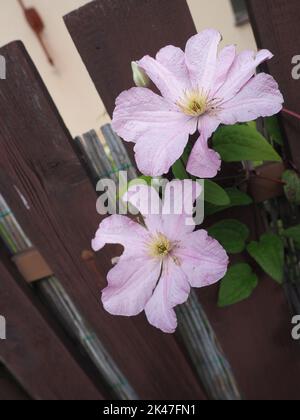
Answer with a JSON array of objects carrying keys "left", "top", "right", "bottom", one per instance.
[
  {"left": 0, "top": 0, "right": 256, "bottom": 137},
  {"left": 188, "top": 0, "right": 256, "bottom": 51}
]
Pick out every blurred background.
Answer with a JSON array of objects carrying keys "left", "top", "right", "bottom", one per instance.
[{"left": 0, "top": 0, "right": 256, "bottom": 137}]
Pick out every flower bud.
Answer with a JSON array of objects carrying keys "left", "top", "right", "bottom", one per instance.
[{"left": 131, "top": 62, "right": 150, "bottom": 88}]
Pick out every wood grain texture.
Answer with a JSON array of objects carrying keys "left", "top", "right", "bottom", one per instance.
[
  {"left": 64, "top": 0, "right": 196, "bottom": 161},
  {"left": 202, "top": 204, "right": 300, "bottom": 400},
  {"left": 0, "top": 365, "right": 29, "bottom": 400},
  {"left": 0, "top": 260, "right": 103, "bottom": 400},
  {"left": 64, "top": 0, "right": 196, "bottom": 116},
  {"left": 247, "top": 0, "right": 300, "bottom": 170},
  {"left": 0, "top": 41, "right": 205, "bottom": 400},
  {"left": 199, "top": 275, "right": 300, "bottom": 400},
  {"left": 66, "top": 0, "right": 300, "bottom": 399}
]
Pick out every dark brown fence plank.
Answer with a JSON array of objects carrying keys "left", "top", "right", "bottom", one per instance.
[
  {"left": 201, "top": 276, "right": 300, "bottom": 400},
  {"left": 202, "top": 205, "right": 300, "bottom": 400},
  {"left": 247, "top": 0, "right": 300, "bottom": 170},
  {"left": 64, "top": 0, "right": 196, "bottom": 161},
  {"left": 0, "top": 41, "right": 205, "bottom": 400},
  {"left": 0, "top": 365, "right": 29, "bottom": 400},
  {"left": 64, "top": 0, "right": 196, "bottom": 117},
  {"left": 65, "top": 0, "right": 300, "bottom": 399},
  {"left": 0, "top": 260, "right": 103, "bottom": 400}
]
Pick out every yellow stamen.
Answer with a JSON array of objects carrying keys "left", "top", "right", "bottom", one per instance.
[
  {"left": 149, "top": 233, "right": 172, "bottom": 259},
  {"left": 177, "top": 89, "right": 209, "bottom": 117}
]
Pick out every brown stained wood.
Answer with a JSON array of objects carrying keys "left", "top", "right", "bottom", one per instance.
[
  {"left": 247, "top": 0, "right": 300, "bottom": 171},
  {"left": 64, "top": 0, "right": 196, "bottom": 161},
  {"left": 0, "top": 41, "right": 205, "bottom": 400},
  {"left": 200, "top": 276, "right": 300, "bottom": 400},
  {"left": 64, "top": 0, "right": 196, "bottom": 116},
  {"left": 0, "top": 365, "right": 29, "bottom": 400},
  {"left": 65, "top": 0, "right": 300, "bottom": 399},
  {"left": 248, "top": 163, "right": 285, "bottom": 203},
  {"left": 0, "top": 260, "right": 103, "bottom": 400},
  {"left": 202, "top": 204, "right": 300, "bottom": 400}
]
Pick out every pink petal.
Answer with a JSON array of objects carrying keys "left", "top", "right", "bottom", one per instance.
[
  {"left": 138, "top": 53, "right": 188, "bottom": 103},
  {"left": 133, "top": 116, "right": 197, "bottom": 176},
  {"left": 102, "top": 256, "right": 161, "bottom": 316},
  {"left": 211, "top": 45, "right": 236, "bottom": 95},
  {"left": 185, "top": 29, "right": 222, "bottom": 91},
  {"left": 145, "top": 258, "right": 190, "bottom": 333},
  {"left": 216, "top": 49, "right": 273, "bottom": 102},
  {"left": 123, "top": 184, "right": 163, "bottom": 233},
  {"left": 187, "top": 116, "right": 222, "bottom": 178},
  {"left": 176, "top": 230, "right": 229, "bottom": 288},
  {"left": 92, "top": 215, "right": 149, "bottom": 258},
  {"left": 112, "top": 87, "right": 177, "bottom": 143},
  {"left": 197, "top": 114, "right": 222, "bottom": 140},
  {"left": 161, "top": 180, "right": 202, "bottom": 240},
  {"left": 156, "top": 45, "right": 191, "bottom": 87},
  {"left": 219, "top": 73, "right": 284, "bottom": 124},
  {"left": 187, "top": 134, "right": 221, "bottom": 178}
]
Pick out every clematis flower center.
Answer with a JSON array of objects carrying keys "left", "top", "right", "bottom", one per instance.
[
  {"left": 149, "top": 233, "right": 172, "bottom": 259},
  {"left": 177, "top": 89, "right": 209, "bottom": 117}
]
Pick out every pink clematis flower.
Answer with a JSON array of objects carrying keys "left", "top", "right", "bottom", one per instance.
[
  {"left": 92, "top": 180, "right": 228, "bottom": 333},
  {"left": 112, "top": 29, "right": 284, "bottom": 178}
]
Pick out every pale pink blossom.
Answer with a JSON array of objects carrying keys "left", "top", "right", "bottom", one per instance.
[
  {"left": 112, "top": 29, "right": 284, "bottom": 178},
  {"left": 92, "top": 180, "right": 228, "bottom": 333}
]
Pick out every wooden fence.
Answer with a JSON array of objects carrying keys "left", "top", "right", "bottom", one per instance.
[
  {"left": 0, "top": 0, "right": 299, "bottom": 400},
  {"left": 247, "top": 0, "right": 300, "bottom": 171}
]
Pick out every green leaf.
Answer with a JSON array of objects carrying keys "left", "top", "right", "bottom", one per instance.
[
  {"left": 282, "top": 225, "right": 300, "bottom": 248},
  {"left": 247, "top": 233, "right": 284, "bottom": 284},
  {"left": 247, "top": 121, "right": 257, "bottom": 130},
  {"left": 265, "top": 116, "right": 284, "bottom": 146},
  {"left": 213, "top": 124, "right": 282, "bottom": 163},
  {"left": 172, "top": 159, "right": 189, "bottom": 180},
  {"left": 205, "top": 187, "right": 253, "bottom": 216},
  {"left": 226, "top": 187, "right": 253, "bottom": 206},
  {"left": 218, "top": 263, "right": 258, "bottom": 307},
  {"left": 282, "top": 170, "right": 300, "bottom": 205},
  {"left": 252, "top": 161, "right": 264, "bottom": 168},
  {"left": 204, "top": 180, "right": 230, "bottom": 206},
  {"left": 181, "top": 144, "right": 192, "bottom": 165},
  {"left": 118, "top": 176, "right": 152, "bottom": 199},
  {"left": 135, "top": 176, "right": 152, "bottom": 186},
  {"left": 208, "top": 219, "right": 250, "bottom": 254}
]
